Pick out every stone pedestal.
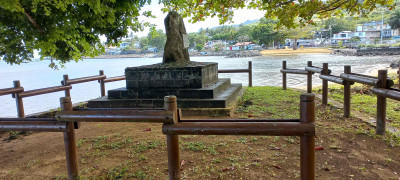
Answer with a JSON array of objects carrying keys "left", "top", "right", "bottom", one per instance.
[
  {"left": 88, "top": 62, "right": 242, "bottom": 117},
  {"left": 125, "top": 62, "right": 218, "bottom": 89}
]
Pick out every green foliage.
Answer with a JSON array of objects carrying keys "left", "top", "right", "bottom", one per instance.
[
  {"left": 350, "top": 36, "right": 361, "bottom": 42},
  {"left": 237, "top": 25, "right": 253, "bottom": 41},
  {"left": 251, "top": 20, "right": 282, "bottom": 46},
  {"left": 323, "top": 17, "right": 356, "bottom": 34},
  {"left": 0, "top": 0, "right": 153, "bottom": 67},
  {"left": 188, "top": 32, "right": 208, "bottom": 48},
  {"left": 139, "top": 37, "right": 149, "bottom": 50},
  {"left": 282, "top": 25, "right": 316, "bottom": 50},
  {"left": 147, "top": 27, "right": 166, "bottom": 51},
  {"left": 196, "top": 43, "right": 204, "bottom": 51},
  {"left": 389, "top": 10, "right": 400, "bottom": 29},
  {"left": 162, "top": 0, "right": 394, "bottom": 29}
]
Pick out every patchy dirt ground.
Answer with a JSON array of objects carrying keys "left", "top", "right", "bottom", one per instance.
[{"left": 0, "top": 87, "right": 399, "bottom": 179}]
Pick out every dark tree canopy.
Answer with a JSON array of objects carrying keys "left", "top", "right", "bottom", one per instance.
[
  {"left": 389, "top": 10, "right": 400, "bottom": 30},
  {"left": 0, "top": 0, "right": 152, "bottom": 66},
  {"left": 0, "top": 0, "right": 394, "bottom": 67}
]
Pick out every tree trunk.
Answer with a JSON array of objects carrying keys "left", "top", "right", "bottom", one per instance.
[{"left": 293, "top": 39, "right": 298, "bottom": 50}]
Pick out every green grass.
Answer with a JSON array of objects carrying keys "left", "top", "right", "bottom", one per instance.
[{"left": 236, "top": 86, "right": 303, "bottom": 119}]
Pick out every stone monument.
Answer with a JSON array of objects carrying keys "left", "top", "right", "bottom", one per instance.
[
  {"left": 163, "top": 11, "right": 190, "bottom": 63},
  {"left": 88, "top": 11, "right": 242, "bottom": 116}
]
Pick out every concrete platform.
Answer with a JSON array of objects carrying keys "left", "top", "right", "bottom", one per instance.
[
  {"left": 89, "top": 61, "right": 243, "bottom": 117},
  {"left": 108, "top": 78, "right": 232, "bottom": 99},
  {"left": 88, "top": 83, "right": 242, "bottom": 109}
]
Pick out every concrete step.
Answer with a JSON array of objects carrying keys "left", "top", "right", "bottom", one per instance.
[
  {"left": 88, "top": 83, "right": 242, "bottom": 109},
  {"left": 108, "top": 78, "right": 231, "bottom": 99}
]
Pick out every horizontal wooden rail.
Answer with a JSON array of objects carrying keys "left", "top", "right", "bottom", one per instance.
[
  {"left": 371, "top": 87, "right": 400, "bottom": 101},
  {"left": 179, "top": 118, "right": 300, "bottom": 123},
  {"left": 163, "top": 122, "right": 314, "bottom": 136},
  {"left": 305, "top": 66, "right": 331, "bottom": 74},
  {"left": 104, "top": 75, "right": 126, "bottom": 83},
  {"left": 0, "top": 87, "right": 24, "bottom": 96},
  {"left": 218, "top": 69, "right": 250, "bottom": 73},
  {"left": 281, "top": 69, "right": 308, "bottom": 75},
  {"left": 0, "top": 118, "right": 56, "bottom": 121},
  {"left": 341, "top": 73, "right": 394, "bottom": 87},
  {"left": 62, "top": 75, "right": 106, "bottom": 85},
  {"left": 319, "top": 75, "right": 346, "bottom": 85},
  {"left": 0, "top": 120, "right": 68, "bottom": 132},
  {"left": 75, "top": 108, "right": 165, "bottom": 111},
  {"left": 218, "top": 61, "right": 252, "bottom": 87},
  {"left": 348, "top": 73, "right": 379, "bottom": 79},
  {"left": 340, "top": 73, "right": 379, "bottom": 86},
  {"left": 56, "top": 110, "right": 174, "bottom": 123},
  {"left": 349, "top": 73, "right": 394, "bottom": 85},
  {"left": 20, "top": 85, "right": 72, "bottom": 98}
]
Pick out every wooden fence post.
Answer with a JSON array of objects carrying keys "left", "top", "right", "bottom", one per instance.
[
  {"left": 60, "top": 97, "right": 78, "bottom": 179},
  {"left": 322, "top": 63, "right": 328, "bottom": 105},
  {"left": 282, "top": 61, "right": 287, "bottom": 90},
  {"left": 99, "top": 70, "right": 106, "bottom": 97},
  {"left": 63, "top": 75, "right": 71, "bottom": 97},
  {"left": 307, "top": 61, "right": 312, "bottom": 93},
  {"left": 13, "top": 80, "right": 25, "bottom": 118},
  {"left": 343, "top": 66, "right": 351, "bottom": 118},
  {"left": 165, "top": 96, "right": 180, "bottom": 180},
  {"left": 300, "top": 93, "right": 315, "bottom": 180},
  {"left": 248, "top": 61, "right": 252, "bottom": 87},
  {"left": 397, "top": 64, "right": 400, "bottom": 89},
  {"left": 376, "top": 70, "right": 387, "bottom": 135}
]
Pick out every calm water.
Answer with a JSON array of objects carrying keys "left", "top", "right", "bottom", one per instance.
[{"left": 0, "top": 54, "right": 397, "bottom": 117}]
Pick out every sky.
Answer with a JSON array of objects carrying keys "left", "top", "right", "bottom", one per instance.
[{"left": 134, "top": 1, "right": 267, "bottom": 37}]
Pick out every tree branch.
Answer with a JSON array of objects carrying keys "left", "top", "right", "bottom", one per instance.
[{"left": 23, "top": 8, "right": 44, "bottom": 34}]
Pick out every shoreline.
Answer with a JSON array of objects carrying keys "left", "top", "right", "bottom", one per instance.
[{"left": 86, "top": 48, "right": 335, "bottom": 59}]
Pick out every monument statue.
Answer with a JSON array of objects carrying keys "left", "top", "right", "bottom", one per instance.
[
  {"left": 89, "top": 11, "right": 242, "bottom": 117},
  {"left": 163, "top": 11, "right": 190, "bottom": 63}
]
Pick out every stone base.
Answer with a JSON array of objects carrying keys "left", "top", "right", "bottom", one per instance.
[
  {"left": 89, "top": 61, "right": 243, "bottom": 117},
  {"left": 125, "top": 62, "right": 218, "bottom": 89},
  {"left": 108, "top": 78, "right": 231, "bottom": 99},
  {"left": 88, "top": 83, "right": 241, "bottom": 109}
]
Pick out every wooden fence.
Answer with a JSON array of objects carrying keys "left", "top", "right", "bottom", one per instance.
[
  {"left": 218, "top": 61, "right": 252, "bottom": 87},
  {"left": 281, "top": 61, "right": 400, "bottom": 135},
  {"left": 0, "top": 61, "right": 295, "bottom": 180},
  {"left": 0, "top": 93, "right": 316, "bottom": 180}
]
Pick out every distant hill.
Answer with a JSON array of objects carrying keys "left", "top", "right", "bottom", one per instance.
[
  {"left": 241, "top": 19, "right": 259, "bottom": 25},
  {"left": 205, "top": 19, "right": 260, "bottom": 30}
]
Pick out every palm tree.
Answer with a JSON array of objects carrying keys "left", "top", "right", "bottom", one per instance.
[{"left": 389, "top": 10, "right": 400, "bottom": 30}]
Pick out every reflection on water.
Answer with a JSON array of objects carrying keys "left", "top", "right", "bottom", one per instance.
[{"left": 0, "top": 54, "right": 397, "bottom": 117}]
